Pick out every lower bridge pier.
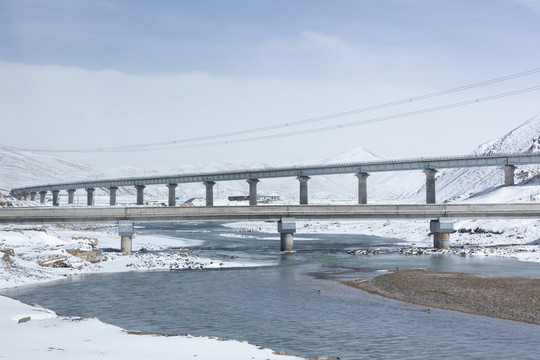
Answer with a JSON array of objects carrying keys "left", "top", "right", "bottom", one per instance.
[
  {"left": 430, "top": 217, "right": 454, "bottom": 249},
  {"left": 278, "top": 217, "right": 296, "bottom": 252},
  {"left": 118, "top": 220, "right": 134, "bottom": 254},
  {"left": 115, "top": 217, "right": 298, "bottom": 254}
]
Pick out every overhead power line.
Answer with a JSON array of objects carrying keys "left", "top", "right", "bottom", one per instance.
[
  {"left": 14, "top": 67, "right": 540, "bottom": 153},
  {"left": 103, "top": 84, "right": 540, "bottom": 152}
]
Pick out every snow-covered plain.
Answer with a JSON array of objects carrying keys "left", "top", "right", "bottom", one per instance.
[{"left": 2, "top": 116, "right": 540, "bottom": 358}]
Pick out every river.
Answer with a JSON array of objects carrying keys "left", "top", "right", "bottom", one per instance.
[{"left": 4, "top": 222, "right": 540, "bottom": 359}]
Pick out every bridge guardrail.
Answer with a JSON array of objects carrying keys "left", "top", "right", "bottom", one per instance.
[{"left": 1, "top": 204, "right": 540, "bottom": 225}]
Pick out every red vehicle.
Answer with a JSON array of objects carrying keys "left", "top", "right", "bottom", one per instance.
[{"left": 228, "top": 195, "right": 249, "bottom": 201}]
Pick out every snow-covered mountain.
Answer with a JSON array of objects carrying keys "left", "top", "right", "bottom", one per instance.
[
  {"left": 0, "top": 147, "right": 95, "bottom": 189},
  {"left": 0, "top": 147, "right": 163, "bottom": 200},
  {"left": 410, "top": 115, "right": 540, "bottom": 204},
  {"left": 0, "top": 144, "right": 421, "bottom": 204},
  {"left": 2, "top": 115, "right": 540, "bottom": 205}
]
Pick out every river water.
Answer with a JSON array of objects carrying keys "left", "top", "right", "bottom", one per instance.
[{"left": 5, "top": 223, "right": 540, "bottom": 359}]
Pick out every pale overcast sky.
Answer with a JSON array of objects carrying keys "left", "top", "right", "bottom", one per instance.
[{"left": 1, "top": 0, "right": 540, "bottom": 169}]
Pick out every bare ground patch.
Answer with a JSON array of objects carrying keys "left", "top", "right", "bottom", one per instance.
[{"left": 342, "top": 269, "right": 540, "bottom": 325}]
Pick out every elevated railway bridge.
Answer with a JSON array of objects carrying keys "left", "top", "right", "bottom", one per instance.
[
  {"left": 5, "top": 153, "right": 540, "bottom": 252},
  {"left": 9, "top": 152, "right": 540, "bottom": 207}
]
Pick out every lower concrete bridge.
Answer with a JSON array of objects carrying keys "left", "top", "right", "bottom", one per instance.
[
  {"left": 1, "top": 204, "right": 540, "bottom": 224},
  {"left": 1, "top": 203, "right": 539, "bottom": 252}
]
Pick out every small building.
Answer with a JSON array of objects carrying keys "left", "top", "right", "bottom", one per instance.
[{"left": 257, "top": 195, "right": 280, "bottom": 201}]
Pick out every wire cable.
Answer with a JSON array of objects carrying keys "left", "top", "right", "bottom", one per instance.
[
  {"left": 136, "top": 85, "right": 540, "bottom": 151},
  {"left": 14, "top": 67, "right": 540, "bottom": 153},
  {"left": 16, "top": 84, "right": 540, "bottom": 153}
]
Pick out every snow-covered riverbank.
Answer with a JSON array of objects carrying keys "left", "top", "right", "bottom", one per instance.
[
  {"left": 3, "top": 216, "right": 539, "bottom": 291},
  {"left": 0, "top": 224, "right": 310, "bottom": 360},
  {"left": 1, "top": 217, "right": 540, "bottom": 359},
  {"left": 0, "top": 294, "right": 306, "bottom": 360},
  {"left": 0, "top": 224, "right": 247, "bottom": 289},
  {"left": 226, "top": 218, "right": 540, "bottom": 263},
  {"left": 2, "top": 219, "right": 539, "bottom": 359}
]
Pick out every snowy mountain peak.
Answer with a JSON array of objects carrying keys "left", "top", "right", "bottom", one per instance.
[
  {"left": 474, "top": 114, "right": 540, "bottom": 156},
  {"left": 323, "top": 146, "right": 382, "bottom": 164}
]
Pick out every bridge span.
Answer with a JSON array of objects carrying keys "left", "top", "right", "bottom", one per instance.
[
  {"left": 8, "top": 152, "right": 540, "bottom": 206},
  {"left": 1, "top": 204, "right": 540, "bottom": 224},
  {"left": 1, "top": 204, "right": 539, "bottom": 252}
]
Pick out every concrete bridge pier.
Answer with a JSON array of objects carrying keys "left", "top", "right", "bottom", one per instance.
[
  {"left": 167, "top": 183, "right": 177, "bottom": 207},
  {"left": 204, "top": 181, "right": 215, "bottom": 206},
  {"left": 297, "top": 176, "right": 310, "bottom": 205},
  {"left": 356, "top": 172, "right": 369, "bottom": 204},
  {"left": 247, "top": 179, "right": 259, "bottom": 206},
  {"left": 135, "top": 185, "right": 145, "bottom": 205},
  {"left": 52, "top": 190, "right": 60, "bottom": 206},
  {"left": 39, "top": 191, "right": 47, "bottom": 204},
  {"left": 67, "top": 189, "right": 76, "bottom": 204},
  {"left": 118, "top": 220, "right": 134, "bottom": 254},
  {"left": 30, "top": 192, "right": 37, "bottom": 201},
  {"left": 278, "top": 217, "right": 296, "bottom": 252},
  {"left": 22, "top": 191, "right": 28, "bottom": 201},
  {"left": 86, "top": 188, "right": 95, "bottom": 206},
  {"left": 503, "top": 165, "right": 516, "bottom": 186},
  {"left": 108, "top": 187, "right": 118, "bottom": 206},
  {"left": 430, "top": 217, "right": 454, "bottom": 249},
  {"left": 423, "top": 169, "right": 438, "bottom": 204}
]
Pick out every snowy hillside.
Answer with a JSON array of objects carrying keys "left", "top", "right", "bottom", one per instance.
[
  {"left": 0, "top": 145, "right": 423, "bottom": 205},
  {"left": 0, "top": 147, "right": 95, "bottom": 188},
  {"left": 2, "top": 115, "right": 540, "bottom": 205},
  {"left": 408, "top": 115, "right": 540, "bottom": 204}
]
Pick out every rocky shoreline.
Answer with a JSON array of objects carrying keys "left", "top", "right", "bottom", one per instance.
[{"left": 342, "top": 269, "right": 540, "bottom": 325}]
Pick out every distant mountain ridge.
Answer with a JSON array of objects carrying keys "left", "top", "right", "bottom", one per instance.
[
  {"left": 2, "top": 116, "right": 540, "bottom": 204},
  {"left": 411, "top": 115, "right": 540, "bottom": 203},
  {"left": 0, "top": 147, "right": 95, "bottom": 189},
  {"left": 473, "top": 115, "right": 540, "bottom": 155}
]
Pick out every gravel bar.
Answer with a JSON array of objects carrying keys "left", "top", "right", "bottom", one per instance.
[{"left": 342, "top": 269, "right": 540, "bottom": 325}]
